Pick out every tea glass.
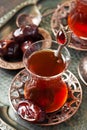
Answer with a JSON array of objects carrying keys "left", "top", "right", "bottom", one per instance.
[
  {"left": 68, "top": 0, "right": 87, "bottom": 85},
  {"left": 23, "top": 39, "right": 71, "bottom": 113},
  {"left": 68, "top": 0, "right": 87, "bottom": 40}
]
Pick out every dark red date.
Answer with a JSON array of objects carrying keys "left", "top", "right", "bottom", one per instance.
[
  {"left": 17, "top": 100, "right": 45, "bottom": 122},
  {"left": 21, "top": 40, "right": 32, "bottom": 53},
  {"left": 13, "top": 24, "right": 38, "bottom": 43},
  {"left": 0, "top": 40, "right": 22, "bottom": 60}
]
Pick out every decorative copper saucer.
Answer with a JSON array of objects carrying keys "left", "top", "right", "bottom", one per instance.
[
  {"left": 0, "top": 28, "right": 51, "bottom": 70},
  {"left": 9, "top": 69, "right": 82, "bottom": 126},
  {"left": 51, "top": 0, "right": 87, "bottom": 51}
]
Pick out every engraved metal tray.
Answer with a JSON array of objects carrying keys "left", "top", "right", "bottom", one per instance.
[{"left": 0, "top": 0, "right": 86, "bottom": 129}]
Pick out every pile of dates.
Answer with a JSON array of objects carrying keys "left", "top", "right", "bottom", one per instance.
[{"left": 0, "top": 24, "right": 43, "bottom": 61}]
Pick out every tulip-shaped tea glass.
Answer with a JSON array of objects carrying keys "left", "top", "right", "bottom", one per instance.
[
  {"left": 51, "top": 0, "right": 87, "bottom": 84},
  {"left": 68, "top": 0, "right": 87, "bottom": 85},
  {"left": 23, "top": 40, "right": 71, "bottom": 113}
]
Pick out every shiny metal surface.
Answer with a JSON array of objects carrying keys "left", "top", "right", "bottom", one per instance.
[
  {"left": 78, "top": 56, "right": 87, "bottom": 86},
  {"left": 0, "top": 0, "right": 87, "bottom": 129}
]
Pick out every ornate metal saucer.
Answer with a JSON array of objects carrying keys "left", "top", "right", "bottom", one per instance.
[
  {"left": 0, "top": 28, "right": 51, "bottom": 70},
  {"left": 9, "top": 69, "right": 82, "bottom": 126},
  {"left": 51, "top": 0, "right": 87, "bottom": 51}
]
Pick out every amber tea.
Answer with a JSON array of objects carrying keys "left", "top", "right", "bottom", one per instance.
[
  {"left": 24, "top": 49, "right": 68, "bottom": 113},
  {"left": 68, "top": 0, "right": 87, "bottom": 39}
]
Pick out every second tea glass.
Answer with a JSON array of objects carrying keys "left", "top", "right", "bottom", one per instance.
[{"left": 68, "top": 0, "right": 87, "bottom": 85}]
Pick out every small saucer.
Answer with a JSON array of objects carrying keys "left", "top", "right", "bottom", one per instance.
[
  {"left": 9, "top": 69, "right": 82, "bottom": 126},
  {"left": 0, "top": 28, "right": 51, "bottom": 70},
  {"left": 51, "top": 0, "right": 87, "bottom": 51}
]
